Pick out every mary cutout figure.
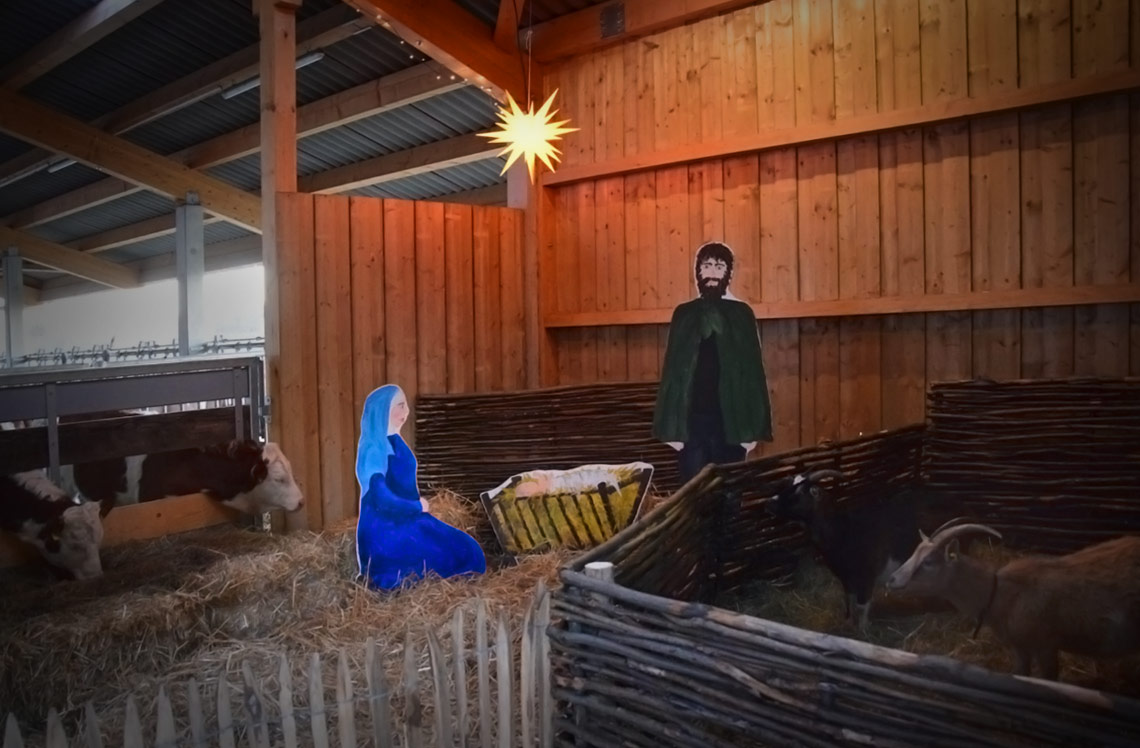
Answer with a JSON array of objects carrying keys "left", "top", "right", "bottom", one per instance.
[{"left": 355, "top": 384, "right": 486, "bottom": 590}]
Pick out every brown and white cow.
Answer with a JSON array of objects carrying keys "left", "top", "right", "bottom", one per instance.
[
  {"left": 63, "top": 440, "right": 305, "bottom": 515},
  {"left": 0, "top": 472, "right": 105, "bottom": 579}
]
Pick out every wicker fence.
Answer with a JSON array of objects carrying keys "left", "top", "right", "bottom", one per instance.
[
  {"left": 415, "top": 384, "right": 680, "bottom": 501},
  {"left": 552, "top": 378, "right": 1140, "bottom": 747},
  {"left": 3, "top": 588, "right": 553, "bottom": 748}
]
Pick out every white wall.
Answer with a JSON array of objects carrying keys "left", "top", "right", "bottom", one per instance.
[{"left": 2, "top": 264, "right": 266, "bottom": 357}]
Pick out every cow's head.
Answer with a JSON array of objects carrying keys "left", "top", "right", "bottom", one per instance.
[
  {"left": 232, "top": 441, "right": 304, "bottom": 514},
  {"left": 39, "top": 500, "right": 105, "bottom": 580}
]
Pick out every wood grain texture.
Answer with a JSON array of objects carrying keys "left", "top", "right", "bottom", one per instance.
[
  {"left": 444, "top": 203, "right": 476, "bottom": 393},
  {"left": 415, "top": 201, "right": 447, "bottom": 395},
  {"left": 500, "top": 208, "right": 527, "bottom": 390},
  {"left": 473, "top": 205, "right": 505, "bottom": 390},
  {"left": 314, "top": 195, "right": 354, "bottom": 524},
  {"left": 383, "top": 199, "right": 418, "bottom": 445}
]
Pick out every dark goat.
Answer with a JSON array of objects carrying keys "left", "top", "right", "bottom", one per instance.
[{"left": 767, "top": 469, "right": 920, "bottom": 630}]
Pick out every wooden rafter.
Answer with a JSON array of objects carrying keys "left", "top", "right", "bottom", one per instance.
[
  {"left": 527, "top": 0, "right": 758, "bottom": 62},
  {"left": 2, "top": 62, "right": 465, "bottom": 232},
  {"left": 0, "top": 4, "right": 366, "bottom": 189},
  {"left": 298, "top": 132, "right": 502, "bottom": 193},
  {"left": 0, "top": 227, "right": 139, "bottom": 289},
  {"left": 0, "top": 88, "right": 262, "bottom": 232},
  {"left": 494, "top": 0, "right": 521, "bottom": 52},
  {"left": 0, "top": 281, "right": 42, "bottom": 307},
  {"left": 341, "top": 0, "right": 531, "bottom": 102},
  {"left": 0, "top": 0, "right": 166, "bottom": 90}
]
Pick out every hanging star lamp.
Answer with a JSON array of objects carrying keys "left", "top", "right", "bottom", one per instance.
[
  {"left": 478, "top": 1, "right": 577, "bottom": 183},
  {"left": 479, "top": 89, "right": 577, "bottom": 182}
]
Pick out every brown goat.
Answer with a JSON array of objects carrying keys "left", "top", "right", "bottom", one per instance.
[{"left": 886, "top": 523, "right": 1140, "bottom": 680}]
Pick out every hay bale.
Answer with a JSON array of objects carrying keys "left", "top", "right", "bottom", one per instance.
[
  {"left": 0, "top": 491, "right": 568, "bottom": 746},
  {"left": 720, "top": 540, "right": 1140, "bottom": 698}
]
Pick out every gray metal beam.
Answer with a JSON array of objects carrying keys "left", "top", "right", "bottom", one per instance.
[
  {"left": 175, "top": 193, "right": 205, "bottom": 356},
  {"left": 3, "top": 247, "right": 24, "bottom": 366}
]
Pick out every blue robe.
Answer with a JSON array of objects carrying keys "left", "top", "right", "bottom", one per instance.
[{"left": 356, "top": 434, "right": 486, "bottom": 590}]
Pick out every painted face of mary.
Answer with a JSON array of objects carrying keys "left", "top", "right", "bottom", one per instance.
[{"left": 389, "top": 390, "right": 409, "bottom": 435}]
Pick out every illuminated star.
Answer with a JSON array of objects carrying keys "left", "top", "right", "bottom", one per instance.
[{"left": 478, "top": 89, "right": 578, "bottom": 182}]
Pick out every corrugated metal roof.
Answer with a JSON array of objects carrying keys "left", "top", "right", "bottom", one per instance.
[
  {"left": 350, "top": 157, "right": 506, "bottom": 200},
  {"left": 0, "top": 134, "right": 32, "bottom": 165},
  {"left": 30, "top": 192, "right": 175, "bottom": 244},
  {"left": 206, "top": 155, "right": 262, "bottom": 192},
  {"left": 0, "top": 164, "right": 107, "bottom": 216},
  {"left": 17, "top": 0, "right": 346, "bottom": 123},
  {"left": 0, "top": 0, "right": 104, "bottom": 72},
  {"left": 102, "top": 221, "right": 255, "bottom": 265}
]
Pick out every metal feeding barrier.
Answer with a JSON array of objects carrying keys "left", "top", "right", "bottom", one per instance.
[{"left": 3, "top": 336, "right": 266, "bottom": 369}]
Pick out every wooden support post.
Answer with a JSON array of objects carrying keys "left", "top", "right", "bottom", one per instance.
[
  {"left": 175, "top": 193, "right": 205, "bottom": 356},
  {"left": 3, "top": 248, "right": 23, "bottom": 367},
  {"left": 259, "top": 0, "right": 304, "bottom": 530},
  {"left": 511, "top": 161, "right": 548, "bottom": 389}
]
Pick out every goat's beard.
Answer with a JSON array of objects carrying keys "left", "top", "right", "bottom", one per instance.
[{"left": 697, "top": 276, "right": 727, "bottom": 299}]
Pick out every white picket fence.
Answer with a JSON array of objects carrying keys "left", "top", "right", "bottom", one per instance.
[{"left": 3, "top": 587, "right": 554, "bottom": 748}]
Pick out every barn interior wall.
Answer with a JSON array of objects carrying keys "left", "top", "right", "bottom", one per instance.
[
  {"left": 539, "top": 0, "right": 1140, "bottom": 456},
  {"left": 274, "top": 193, "right": 524, "bottom": 529}
]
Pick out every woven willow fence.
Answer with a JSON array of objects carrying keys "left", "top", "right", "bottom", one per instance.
[
  {"left": 552, "top": 378, "right": 1140, "bottom": 747},
  {"left": 3, "top": 589, "right": 553, "bottom": 748},
  {"left": 415, "top": 384, "right": 680, "bottom": 501}
]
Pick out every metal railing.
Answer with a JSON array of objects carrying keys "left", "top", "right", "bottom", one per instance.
[{"left": 2, "top": 335, "right": 265, "bottom": 369}]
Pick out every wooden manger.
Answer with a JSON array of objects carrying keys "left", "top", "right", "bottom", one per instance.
[{"left": 552, "top": 378, "right": 1140, "bottom": 747}]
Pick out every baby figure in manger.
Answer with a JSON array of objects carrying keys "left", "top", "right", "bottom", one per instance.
[{"left": 354, "top": 384, "right": 486, "bottom": 590}]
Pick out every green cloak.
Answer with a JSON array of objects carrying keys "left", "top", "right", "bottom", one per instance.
[{"left": 652, "top": 296, "right": 773, "bottom": 444}]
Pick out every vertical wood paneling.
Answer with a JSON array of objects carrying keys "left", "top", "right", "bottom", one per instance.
[
  {"left": 415, "top": 201, "right": 447, "bottom": 395},
  {"left": 921, "top": 0, "right": 972, "bottom": 385},
  {"left": 444, "top": 204, "right": 476, "bottom": 392},
  {"left": 1018, "top": 0, "right": 1074, "bottom": 378},
  {"left": 553, "top": 187, "right": 578, "bottom": 384},
  {"left": 500, "top": 209, "right": 527, "bottom": 390},
  {"left": 724, "top": 7, "right": 759, "bottom": 139},
  {"left": 1133, "top": 93, "right": 1140, "bottom": 375},
  {"left": 723, "top": 157, "right": 760, "bottom": 302},
  {"left": 277, "top": 192, "right": 322, "bottom": 529},
  {"left": 349, "top": 197, "right": 384, "bottom": 442},
  {"left": 835, "top": 0, "right": 881, "bottom": 439},
  {"left": 575, "top": 182, "right": 599, "bottom": 384},
  {"left": 1073, "top": 0, "right": 1131, "bottom": 375},
  {"left": 758, "top": 0, "right": 797, "bottom": 130},
  {"left": 596, "top": 46, "right": 627, "bottom": 383},
  {"left": 383, "top": 199, "right": 418, "bottom": 444},
  {"left": 968, "top": 0, "right": 1021, "bottom": 380},
  {"left": 474, "top": 206, "right": 505, "bottom": 389},
  {"left": 624, "top": 174, "right": 659, "bottom": 381},
  {"left": 314, "top": 195, "right": 354, "bottom": 525}
]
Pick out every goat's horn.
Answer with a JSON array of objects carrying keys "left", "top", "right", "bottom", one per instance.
[
  {"left": 805, "top": 469, "right": 844, "bottom": 483},
  {"left": 928, "top": 516, "right": 976, "bottom": 538},
  {"left": 929, "top": 523, "right": 1003, "bottom": 549}
]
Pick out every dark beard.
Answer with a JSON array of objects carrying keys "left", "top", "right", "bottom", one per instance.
[{"left": 698, "top": 277, "right": 727, "bottom": 299}]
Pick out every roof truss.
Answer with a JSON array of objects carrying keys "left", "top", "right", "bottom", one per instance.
[{"left": 0, "top": 227, "right": 139, "bottom": 289}]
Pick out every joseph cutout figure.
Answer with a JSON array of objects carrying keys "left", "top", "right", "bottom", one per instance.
[{"left": 652, "top": 241, "right": 774, "bottom": 484}]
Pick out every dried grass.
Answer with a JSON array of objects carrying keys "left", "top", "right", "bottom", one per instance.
[
  {"left": 720, "top": 541, "right": 1140, "bottom": 698},
  {"left": 0, "top": 491, "right": 570, "bottom": 745}
]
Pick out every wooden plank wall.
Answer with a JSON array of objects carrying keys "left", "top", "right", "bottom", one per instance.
[
  {"left": 541, "top": 0, "right": 1140, "bottom": 457},
  {"left": 276, "top": 193, "right": 524, "bottom": 529}
]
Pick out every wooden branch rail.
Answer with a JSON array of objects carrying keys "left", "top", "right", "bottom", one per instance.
[
  {"left": 543, "top": 70, "right": 1140, "bottom": 186},
  {"left": 544, "top": 283, "right": 1140, "bottom": 328}
]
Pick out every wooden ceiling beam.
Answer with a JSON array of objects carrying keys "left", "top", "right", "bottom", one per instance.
[
  {"left": 0, "top": 89, "right": 262, "bottom": 232},
  {"left": 0, "top": 281, "right": 42, "bottom": 307},
  {"left": 527, "top": 0, "right": 758, "bottom": 62},
  {"left": 0, "top": 4, "right": 367, "bottom": 188},
  {"left": 2, "top": 62, "right": 465, "bottom": 231},
  {"left": 298, "top": 132, "right": 502, "bottom": 193},
  {"left": 0, "top": 0, "right": 166, "bottom": 90},
  {"left": 0, "top": 227, "right": 139, "bottom": 289},
  {"left": 494, "top": 0, "right": 521, "bottom": 52},
  {"left": 341, "top": 0, "right": 531, "bottom": 102}
]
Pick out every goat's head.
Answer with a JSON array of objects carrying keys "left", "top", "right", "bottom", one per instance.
[
  {"left": 886, "top": 520, "right": 1002, "bottom": 595},
  {"left": 766, "top": 469, "right": 843, "bottom": 523}
]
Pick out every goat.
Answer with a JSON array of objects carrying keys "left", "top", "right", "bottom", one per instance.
[
  {"left": 886, "top": 522, "right": 1140, "bottom": 680},
  {"left": 767, "top": 469, "right": 920, "bottom": 631}
]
